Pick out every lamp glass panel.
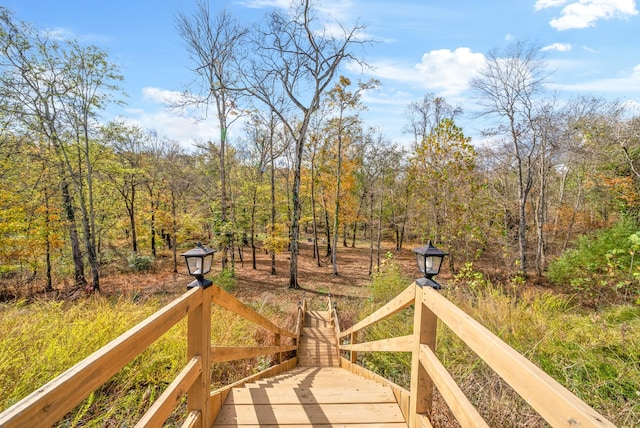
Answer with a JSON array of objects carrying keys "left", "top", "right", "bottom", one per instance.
[
  {"left": 202, "top": 254, "right": 213, "bottom": 275},
  {"left": 425, "top": 255, "right": 443, "bottom": 275},
  {"left": 187, "top": 257, "right": 203, "bottom": 275},
  {"left": 416, "top": 253, "right": 425, "bottom": 273}
]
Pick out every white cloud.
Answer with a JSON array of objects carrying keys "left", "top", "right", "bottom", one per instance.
[
  {"left": 535, "top": 0, "right": 570, "bottom": 11},
  {"left": 551, "top": 63, "right": 640, "bottom": 92},
  {"left": 359, "top": 60, "right": 424, "bottom": 85},
  {"left": 142, "top": 87, "right": 186, "bottom": 105},
  {"left": 239, "top": 0, "right": 291, "bottom": 9},
  {"left": 360, "top": 48, "right": 485, "bottom": 97},
  {"left": 541, "top": 42, "right": 573, "bottom": 51},
  {"left": 621, "top": 99, "right": 640, "bottom": 115},
  {"left": 414, "top": 48, "right": 486, "bottom": 96},
  {"left": 536, "top": 0, "right": 638, "bottom": 30},
  {"left": 119, "top": 87, "right": 243, "bottom": 149}
]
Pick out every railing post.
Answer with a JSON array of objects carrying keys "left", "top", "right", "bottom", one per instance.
[
  {"left": 409, "top": 281, "right": 437, "bottom": 427},
  {"left": 350, "top": 331, "right": 358, "bottom": 364},
  {"left": 187, "top": 284, "right": 213, "bottom": 427},
  {"left": 275, "top": 333, "right": 282, "bottom": 364}
]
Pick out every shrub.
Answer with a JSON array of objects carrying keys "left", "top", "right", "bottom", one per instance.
[
  {"left": 213, "top": 268, "right": 236, "bottom": 292},
  {"left": 127, "top": 253, "right": 154, "bottom": 272},
  {"left": 546, "top": 218, "right": 640, "bottom": 303}
]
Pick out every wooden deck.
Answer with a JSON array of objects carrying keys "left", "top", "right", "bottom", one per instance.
[{"left": 213, "top": 311, "right": 408, "bottom": 427}]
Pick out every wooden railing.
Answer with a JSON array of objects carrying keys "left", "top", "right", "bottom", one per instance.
[
  {"left": 0, "top": 283, "right": 300, "bottom": 428},
  {"left": 337, "top": 281, "right": 616, "bottom": 428},
  {"left": 0, "top": 280, "right": 618, "bottom": 427}
]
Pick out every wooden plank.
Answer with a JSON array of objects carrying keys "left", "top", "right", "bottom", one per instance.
[
  {"left": 339, "top": 334, "right": 413, "bottom": 353},
  {"left": 304, "top": 312, "right": 331, "bottom": 327},
  {"left": 419, "top": 344, "right": 488, "bottom": 428},
  {"left": 226, "top": 387, "right": 396, "bottom": 405},
  {"left": 211, "top": 345, "right": 297, "bottom": 362},
  {"left": 210, "top": 358, "right": 298, "bottom": 395},
  {"left": 300, "top": 328, "right": 335, "bottom": 336},
  {"left": 417, "top": 413, "right": 434, "bottom": 428},
  {"left": 339, "top": 284, "right": 414, "bottom": 338},
  {"left": 421, "top": 286, "right": 615, "bottom": 427},
  {"left": 136, "top": 356, "right": 202, "bottom": 427},
  {"left": 409, "top": 284, "right": 437, "bottom": 427},
  {"left": 0, "top": 287, "right": 203, "bottom": 428},
  {"left": 221, "top": 422, "right": 407, "bottom": 428},
  {"left": 180, "top": 410, "right": 201, "bottom": 428},
  {"left": 340, "top": 358, "right": 411, "bottom": 423},
  {"left": 214, "top": 403, "right": 405, "bottom": 425},
  {"left": 187, "top": 285, "right": 213, "bottom": 427},
  {"left": 211, "top": 286, "right": 296, "bottom": 338}
]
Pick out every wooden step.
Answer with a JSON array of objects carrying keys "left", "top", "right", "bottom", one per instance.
[
  {"left": 304, "top": 311, "right": 331, "bottom": 327},
  {"left": 226, "top": 386, "right": 396, "bottom": 404},
  {"left": 214, "top": 403, "right": 405, "bottom": 425},
  {"left": 214, "top": 367, "right": 406, "bottom": 427}
]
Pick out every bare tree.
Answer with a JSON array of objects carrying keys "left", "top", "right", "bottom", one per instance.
[
  {"left": 239, "top": 0, "right": 367, "bottom": 288},
  {"left": 403, "top": 93, "right": 462, "bottom": 148},
  {"left": 325, "top": 77, "right": 377, "bottom": 276},
  {"left": 470, "top": 40, "right": 549, "bottom": 276},
  {"left": 177, "top": 2, "right": 248, "bottom": 269}
]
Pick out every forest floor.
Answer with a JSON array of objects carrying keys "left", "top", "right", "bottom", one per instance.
[{"left": 99, "top": 238, "right": 423, "bottom": 319}]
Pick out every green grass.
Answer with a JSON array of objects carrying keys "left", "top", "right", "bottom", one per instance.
[
  {"left": 2, "top": 256, "right": 638, "bottom": 427},
  {"left": 0, "top": 294, "right": 266, "bottom": 427},
  {"left": 357, "top": 257, "right": 640, "bottom": 427}
]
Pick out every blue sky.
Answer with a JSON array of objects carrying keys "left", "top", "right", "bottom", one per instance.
[{"left": 4, "top": 0, "right": 639, "bottom": 147}]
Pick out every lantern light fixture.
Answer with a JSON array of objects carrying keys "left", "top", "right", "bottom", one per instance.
[
  {"left": 412, "top": 240, "right": 448, "bottom": 290},
  {"left": 181, "top": 242, "right": 216, "bottom": 289}
]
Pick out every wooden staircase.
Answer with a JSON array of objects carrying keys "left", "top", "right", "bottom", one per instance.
[
  {"left": 297, "top": 311, "right": 338, "bottom": 367},
  {"left": 0, "top": 285, "right": 617, "bottom": 427},
  {"left": 213, "top": 366, "right": 406, "bottom": 427},
  {"left": 212, "top": 310, "right": 407, "bottom": 427}
]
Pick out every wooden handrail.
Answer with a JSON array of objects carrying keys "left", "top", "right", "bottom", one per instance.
[
  {"left": 0, "top": 287, "right": 203, "bottom": 428},
  {"left": 211, "top": 286, "right": 296, "bottom": 339},
  {"left": 336, "top": 281, "right": 616, "bottom": 428},
  {"left": 211, "top": 345, "right": 297, "bottom": 362},
  {"left": 0, "top": 283, "right": 298, "bottom": 428},
  {"left": 420, "top": 285, "right": 615, "bottom": 427},
  {"left": 338, "top": 283, "right": 415, "bottom": 338},
  {"left": 0, "top": 279, "right": 617, "bottom": 427}
]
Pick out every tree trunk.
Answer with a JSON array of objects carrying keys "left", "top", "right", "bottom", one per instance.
[
  {"left": 535, "top": 154, "right": 547, "bottom": 277},
  {"left": 289, "top": 141, "right": 302, "bottom": 289},
  {"left": 220, "top": 124, "right": 229, "bottom": 270},
  {"left": 171, "top": 188, "right": 178, "bottom": 273},
  {"left": 376, "top": 193, "right": 383, "bottom": 271},
  {"left": 61, "top": 179, "right": 86, "bottom": 288},
  {"left": 251, "top": 183, "right": 258, "bottom": 270},
  {"left": 44, "top": 187, "right": 53, "bottom": 292},
  {"left": 323, "top": 194, "right": 332, "bottom": 258},
  {"left": 311, "top": 164, "right": 321, "bottom": 266},
  {"left": 270, "top": 142, "right": 277, "bottom": 275},
  {"left": 128, "top": 195, "right": 138, "bottom": 254},
  {"left": 368, "top": 191, "right": 374, "bottom": 275},
  {"left": 150, "top": 198, "right": 157, "bottom": 258}
]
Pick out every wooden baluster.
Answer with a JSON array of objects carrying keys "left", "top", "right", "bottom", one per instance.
[
  {"left": 409, "top": 282, "right": 437, "bottom": 427},
  {"left": 187, "top": 285, "right": 213, "bottom": 427}
]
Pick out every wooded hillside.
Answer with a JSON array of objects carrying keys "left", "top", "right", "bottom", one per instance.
[{"left": 1, "top": 3, "right": 639, "bottom": 304}]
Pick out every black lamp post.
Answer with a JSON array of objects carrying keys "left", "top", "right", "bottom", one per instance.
[
  {"left": 181, "top": 242, "right": 216, "bottom": 289},
  {"left": 413, "top": 240, "right": 448, "bottom": 289}
]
